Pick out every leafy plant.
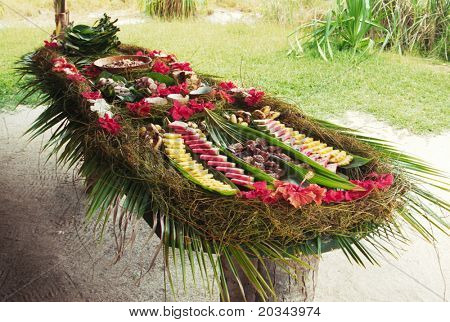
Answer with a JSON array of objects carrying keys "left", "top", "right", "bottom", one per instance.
[
  {"left": 139, "top": 0, "right": 200, "bottom": 19},
  {"left": 288, "top": 0, "right": 385, "bottom": 61},
  {"left": 63, "top": 14, "right": 121, "bottom": 55}
]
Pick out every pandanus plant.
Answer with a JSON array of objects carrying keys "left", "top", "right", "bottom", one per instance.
[{"left": 289, "top": 0, "right": 385, "bottom": 60}]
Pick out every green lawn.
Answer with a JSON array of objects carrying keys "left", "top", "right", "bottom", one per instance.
[{"left": 1, "top": 21, "right": 449, "bottom": 134}]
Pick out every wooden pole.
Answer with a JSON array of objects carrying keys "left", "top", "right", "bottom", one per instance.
[
  {"left": 221, "top": 255, "right": 319, "bottom": 302},
  {"left": 54, "top": 0, "right": 69, "bottom": 38}
]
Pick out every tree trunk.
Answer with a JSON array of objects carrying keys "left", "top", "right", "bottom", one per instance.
[{"left": 221, "top": 255, "right": 319, "bottom": 302}]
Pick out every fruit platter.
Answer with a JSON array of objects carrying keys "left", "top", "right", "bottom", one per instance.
[{"left": 19, "top": 15, "right": 448, "bottom": 300}]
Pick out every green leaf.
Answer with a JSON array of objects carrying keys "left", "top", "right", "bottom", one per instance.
[
  {"left": 144, "top": 72, "right": 176, "bottom": 85},
  {"left": 341, "top": 155, "right": 371, "bottom": 169}
]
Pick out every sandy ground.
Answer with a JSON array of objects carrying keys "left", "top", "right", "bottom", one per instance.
[{"left": 0, "top": 106, "right": 448, "bottom": 302}]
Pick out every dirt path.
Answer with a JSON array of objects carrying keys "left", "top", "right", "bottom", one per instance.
[{"left": 0, "top": 107, "right": 448, "bottom": 301}]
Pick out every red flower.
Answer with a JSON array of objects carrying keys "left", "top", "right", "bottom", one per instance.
[
  {"left": 66, "top": 73, "right": 86, "bottom": 83},
  {"left": 367, "top": 173, "right": 394, "bottom": 189},
  {"left": 148, "top": 50, "right": 162, "bottom": 58},
  {"left": 219, "top": 90, "right": 235, "bottom": 104},
  {"left": 44, "top": 40, "right": 59, "bottom": 48},
  {"left": 136, "top": 51, "right": 144, "bottom": 56},
  {"left": 274, "top": 182, "right": 325, "bottom": 208},
  {"left": 323, "top": 190, "right": 345, "bottom": 203},
  {"left": 126, "top": 99, "right": 151, "bottom": 117},
  {"left": 82, "top": 64, "right": 101, "bottom": 78},
  {"left": 51, "top": 57, "right": 67, "bottom": 66},
  {"left": 170, "top": 62, "right": 192, "bottom": 71},
  {"left": 98, "top": 114, "right": 121, "bottom": 135},
  {"left": 155, "top": 82, "right": 189, "bottom": 97},
  {"left": 244, "top": 88, "right": 264, "bottom": 106},
  {"left": 240, "top": 181, "right": 279, "bottom": 204},
  {"left": 152, "top": 60, "right": 170, "bottom": 74},
  {"left": 169, "top": 101, "right": 194, "bottom": 121},
  {"left": 81, "top": 91, "right": 102, "bottom": 100},
  {"left": 169, "top": 82, "right": 189, "bottom": 95},
  {"left": 219, "top": 81, "right": 237, "bottom": 91},
  {"left": 188, "top": 99, "right": 215, "bottom": 112}
]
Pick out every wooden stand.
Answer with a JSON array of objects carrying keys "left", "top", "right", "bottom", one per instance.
[{"left": 221, "top": 255, "right": 319, "bottom": 302}]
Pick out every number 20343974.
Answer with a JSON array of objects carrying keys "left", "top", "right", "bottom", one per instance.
[{"left": 258, "top": 306, "right": 321, "bottom": 317}]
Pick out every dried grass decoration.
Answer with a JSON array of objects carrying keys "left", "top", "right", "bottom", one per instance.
[{"left": 18, "top": 17, "right": 449, "bottom": 300}]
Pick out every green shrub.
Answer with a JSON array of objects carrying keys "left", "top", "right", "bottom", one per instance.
[{"left": 289, "top": 0, "right": 384, "bottom": 61}]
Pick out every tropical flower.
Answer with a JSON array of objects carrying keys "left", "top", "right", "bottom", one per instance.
[
  {"left": 219, "top": 81, "right": 237, "bottom": 91},
  {"left": 323, "top": 173, "right": 394, "bottom": 204},
  {"left": 219, "top": 90, "right": 235, "bottom": 104},
  {"left": 44, "top": 40, "right": 59, "bottom": 48},
  {"left": 188, "top": 99, "right": 215, "bottom": 112},
  {"left": 155, "top": 82, "right": 189, "bottom": 97},
  {"left": 81, "top": 91, "right": 102, "bottom": 101},
  {"left": 274, "top": 182, "right": 326, "bottom": 208},
  {"left": 82, "top": 64, "right": 101, "bottom": 78},
  {"left": 66, "top": 73, "right": 86, "bottom": 83},
  {"left": 170, "top": 62, "right": 192, "bottom": 71},
  {"left": 240, "top": 181, "right": 280, "bottom": 204},
  {"left": 152, "top": 60, "right": 170, "bottom": 74},
  {"left": 126, "top": 99, "right": 151, "bottom": 117},
  {"left": 90, "top": 99, "right": 112, "bottom": 118},
  {"left": 169, "top": 100, "right": 194, "bottom": 121},
  {"left": 244, "top": 88, "right": 265, "bottom": 106},
  {"left": 323, "top": 189, "right": 346, "bottom": 203},
  {"left": 98, "top": 114, "right": 121, "bottom": 135}
]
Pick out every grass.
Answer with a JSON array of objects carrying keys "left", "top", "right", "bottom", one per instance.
[
  {"left": 0, "top": 21, "right": 449, "bottom": 134},
  {"left": 0, "top": 1, "right": 138, "bottom": 17}
]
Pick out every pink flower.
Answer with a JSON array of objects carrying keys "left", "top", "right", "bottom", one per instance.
[
  {"left": 81, "top": 91, "right": 102, "bottom": 100},
  {"left": 152, "top": 60, "right": 170, "bottom": 74},
  {"left": 98, "top": 114, "right": 121, "bottom": 135},
  {"left": 126, "top": 99, "right": 151, "bottom": 117},
  {"left": 44, "top": 40, "right": 59, "bottom": 48},
  {"left": 170, "top": 62, "right": 192, "bottom": 71},
  {"left": 219, "top": 81, "right": 237, "bottom": 91},
  {"left": 136, "top": 51, "right": 145, "bottom": 56},
  {"left": 82, "top": 64, "right": 101, "bottom": 78},
  {"left": 169, "top": 101, "right": 194, "bottom": 121},
  {"left": 244, "top": 88, "right": 264, "bottom": 106}
]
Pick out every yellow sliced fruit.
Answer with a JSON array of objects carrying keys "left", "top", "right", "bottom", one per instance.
[
  {"left": 318, "top": 147, "right": 333, "bottom": 154},
  {"left": 338, "top": 155, "right": 353, "bottom": 166}
]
